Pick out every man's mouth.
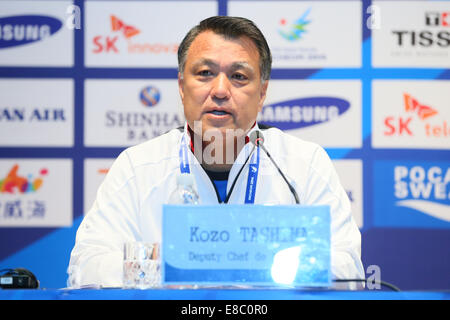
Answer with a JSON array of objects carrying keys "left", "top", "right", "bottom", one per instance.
[{"left": 208, "top": 110, "right": 230, "bottom": 116}]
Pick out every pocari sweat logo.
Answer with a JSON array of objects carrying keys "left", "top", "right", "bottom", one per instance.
[
  {"left": 258, "top": 96, "right": 350, "bottom": 130},
  {"left": 0, "top": 15, "right": 63, "bottom": 49},
  {"left": 374, "top": 161, "right": 450, "bottom": 229},
  {"left": 394, "top": 165, "right": 450, "bottom": 223}
]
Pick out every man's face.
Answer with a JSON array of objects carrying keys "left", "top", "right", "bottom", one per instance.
[{"left": 178, "top": 31, "right": 268, "bottom": 139}]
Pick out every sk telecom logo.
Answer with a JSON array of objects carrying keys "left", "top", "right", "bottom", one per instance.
[
  {"left": 404, "top": 93, "right": 438, "bottom": 120},
  {"left": 0, "top": 164, "right": 48, "bottom": 194},
  {"left": 92, "top": 15, "right": 140, "bottom": 53},
  {"left": 278, "top": 8, "right": 311, "bottom": 41},
  {"left": 384, "top": 93, "right": 448, "bottom": 138}
]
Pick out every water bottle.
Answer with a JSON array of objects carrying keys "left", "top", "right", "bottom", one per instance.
[{"left": 168, "top": 174, "right": 199, "bottom": 204}]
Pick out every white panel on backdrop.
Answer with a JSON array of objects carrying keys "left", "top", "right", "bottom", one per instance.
[
  {"left": 84, "top": 158, "right": 115, "bottom": 215},
  {"left": 333, "top": 159, "right": 363, "bottom": 229},
  {"left": 0, "top": 159, "right": 72, "bottom": 227},
  {"left": 0, "top": 79, "right": 74, "bottom": 147},
  {"left": 372, "top": 80, "right": 450, "bottom": 149},
  {"left": 372, "top": 1, "right": 450, "bottom": 68},
  {"left": 84, "top": 79, "right": 185, "bottom": 147},
  {"left": 229, "top": 0, "right": 361, "bottom": 68},
  {"left": 259, "top": 80, "right": 362, "bottom": 148},
  {"left": 85, "top": 1, "right": 217, "bottom": 67},
  {"left": 0, "top": 0, "right": 74, "bottom": 67}
]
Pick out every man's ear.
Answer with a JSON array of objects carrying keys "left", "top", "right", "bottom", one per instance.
[{"left": 178, "top": 72, "right": 185, "bottom": 101}]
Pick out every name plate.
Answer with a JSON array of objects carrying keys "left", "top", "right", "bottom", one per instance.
[{"left": 162, "top": 205, "right": 331, "bottom": 287}]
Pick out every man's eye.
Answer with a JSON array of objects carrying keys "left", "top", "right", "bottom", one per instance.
[
  {"left": 232, "top": 73, "right": 248, "bottom": 81},
  {"left": 197, "top": 70, "right": 213, "bottom": 77}
]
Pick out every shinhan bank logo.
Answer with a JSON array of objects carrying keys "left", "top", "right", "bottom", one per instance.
[{"left": 278, "top": 8, "right": 311, "bottom": 41}]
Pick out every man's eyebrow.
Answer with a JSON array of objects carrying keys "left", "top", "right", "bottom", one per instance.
[
  {"left": 191, "top": 58, "right": 218, "bottom": 69},
  {"left": 230, "top": 61, "right": 254, "bottom": 72},
  {"left": 191, "top": 59, "right": 255, "bottom": 72}
]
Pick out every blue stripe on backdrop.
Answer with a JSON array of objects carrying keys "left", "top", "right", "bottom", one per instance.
[
  {"left": 0, "top": 217, "right": 82, "bottom": 289},
  {"left": 0, "top": 0, "right": 449, "bottom": 291}
]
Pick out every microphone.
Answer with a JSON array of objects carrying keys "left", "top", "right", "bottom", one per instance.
[{"left": 249, "top": 130, "right": 300, "bottom": 204}]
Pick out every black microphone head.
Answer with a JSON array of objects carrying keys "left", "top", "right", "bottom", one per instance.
[{"left": 249, "top": 130, "right": 264, "bottom": 146}]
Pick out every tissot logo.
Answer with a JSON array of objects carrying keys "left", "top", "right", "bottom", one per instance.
[
  {"left": 425, "top": 11, "right": 449, "bottom": 27},
  {"left": 0, "top": 15, "right": 62, "bottom": 49},
  {"left": 258, "top": 97, "right": 350, "bottom": 130},
  {"left": 392, "top": 11, "right": 450, "bottom": 47}
]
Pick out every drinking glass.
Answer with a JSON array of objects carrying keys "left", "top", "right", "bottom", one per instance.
[{"left": 123, "top": 242, "right": 161, "bottom": 289}]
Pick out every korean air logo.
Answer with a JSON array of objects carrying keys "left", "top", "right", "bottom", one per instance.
[
  {"left": 259, "top": 97, "right": 350, "bottom": 130},
  {"left": 139, "top": 86, "right": 161, "bottom": 107},
  {"left": 394, "top": 165, "right": 450, "bottom": 223},
  {"left": 0, "top": 15, "right": 63, "bottom": 49},
  {"left": 278, "top": 8, "right": 311, "bottom": 42}
]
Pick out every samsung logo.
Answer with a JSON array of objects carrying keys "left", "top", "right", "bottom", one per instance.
[
  {"left": 258, "top": 97, "right": 350, "bottom": 130},
  {"left": 0, "top": 15, "right": 62, "bottom": 48}
]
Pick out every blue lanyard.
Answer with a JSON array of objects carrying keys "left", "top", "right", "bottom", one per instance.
[
  {"left": 179, "top": 135, "right": 260, "bottom": 204},
  {"left": 244, "top": 146, "right": 260, "bottom": 204},
  {"left": 179, "top": 135, "right": 190, "bottom": 174}
]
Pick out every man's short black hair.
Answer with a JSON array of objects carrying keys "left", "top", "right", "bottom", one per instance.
[{"left": 178, "top": 16, "right": 272, "bottom": 82}]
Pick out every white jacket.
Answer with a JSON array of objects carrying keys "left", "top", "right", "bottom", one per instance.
[{"left": 69, "top": 124, "right": 364, "bottom": 288}]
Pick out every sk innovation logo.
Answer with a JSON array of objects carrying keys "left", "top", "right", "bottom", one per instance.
[
  {"left": 278, "top": 8, "right": 311, "bottom": 41},
  {"left": 110, "top": 15, "right": 140, "bottom": 39},
  {"left": 91, "top": 14, "right": 178, "bottom": 55},
  {"left": 92, "top": 15, "right": 140, "bottom": 53}
]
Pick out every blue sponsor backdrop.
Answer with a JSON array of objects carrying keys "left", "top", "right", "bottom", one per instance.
[{"left": 0, "top": 0, "right": 449, "bottom": 290}]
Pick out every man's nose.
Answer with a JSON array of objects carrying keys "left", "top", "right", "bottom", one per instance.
[{"left": 211, "top": 73, "right": 231, "bottom": 100}]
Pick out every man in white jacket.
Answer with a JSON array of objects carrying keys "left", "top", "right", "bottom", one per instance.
[{"left": 69, "top": 16, "right": 364, "bottom": 288}]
